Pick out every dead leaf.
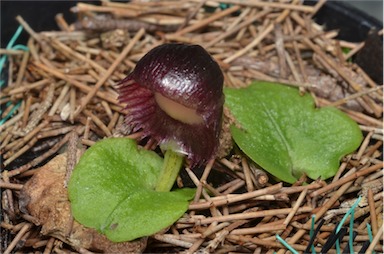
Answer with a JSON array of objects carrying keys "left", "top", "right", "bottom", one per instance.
[{"left": 19, "top": 152, "right": 147, "bottom": 253}]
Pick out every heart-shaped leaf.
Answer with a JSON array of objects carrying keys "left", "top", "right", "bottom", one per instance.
[
  {"left": 68, "top": 138, "right": 195, "bottom": 242},
  {"left": 225, "top": 82, "right": 362, "bottom": 183}
]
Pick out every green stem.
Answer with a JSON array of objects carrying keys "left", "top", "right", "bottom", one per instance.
[{"left": 155, "top": 150, "right": 184, "bottom": 192}]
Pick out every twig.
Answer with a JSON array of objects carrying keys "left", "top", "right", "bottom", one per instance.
[
  {"left": 3, "top": 223, "right": 32, "bottom": 254},
  {"left": 74, "top": 28, "right": 145, "bottom": 117},
  {"left": 153, "top": 234, "right": 193, "bottom": 248},
  {"left": 189, "top": 183, "right": 282, "bottom": 210},
  {"left": 309, "top": 163, "right": 383, "bottom": 197},
  {"left": 224, "top": 0, "right": 298, "bottom": 63},
  {"left": 6, "top": 133, "right": 70, "bottom": 177},
  {"left": 175, "top": 5, "right": 240, "bottom": 36},
  {"left": 367, "top": 189, "right": 378, "bottom": 236},
  {"left": 283, "top": 188, "right": 308, "bottom": 226},
  {"left": 185, "top": 206, "right": 312, "bottom": 225},
  {"left": 241, "top": 157, "right": 254, "bottom": 192}
]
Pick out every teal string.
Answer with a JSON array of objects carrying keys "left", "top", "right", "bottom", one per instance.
[
  {"left": 0, "top": 101, "right": 12, "bottom": 115},
  {"left": 309, "top": 215, "right": 316, "bottom": 254},
  {"left": 6, "top": 25, "right": 25, "bottom": 49},
  {"left": 367, "top": 223, "right": 373, "bottom": 241},
  {"left": 335, "top": 196, "right": 362, "bottom": 253},
  {"left": 0, "top": 25, "right": 28, "bottom": 88},
  {"left": 11, "top": 44, "right": 29, "bottom": 51},
  {"left": 366, "top": 223, "right": 375, "bottom": 254},
  {"left": 0, "top": 25, "right": 29, "bottom": 126},
  {"left": 0, "top": 101, "right": 22, "bottom": 125},
  {"left": 348, "top": 206, "right": 355, "bottom": 252},
  {"left": 276, "top": 234, "right": 299, "bottom": 254}
]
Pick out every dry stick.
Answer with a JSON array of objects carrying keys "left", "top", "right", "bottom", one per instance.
[
  {"left": 344, "top": 41, "right": 365, "bottom": 60},
  {"left": 185, "top": 167, "right": 213, "bottom": 205},
  {"left": 309, "top": 163, "right": 383, "bottom": 198},
  {"left": 201, "top": 0, "right": 314, "bottom": 12},
  {"left": 189, "top": 183, "right": 282, "bottom": 210},
  {"left": 284, "top": 50, "right": 301, "bottom": 82},
  {"left": 219, "top": 158, "right": 241, "bottom": 171},
  {"left": 223, "top": 0, "right": 296, "bottom": 63},
  {"left": 227, "top": 234, "right": 324, "bottom": 253},
  {"left": 250, "top": 165, "right": 269, "bottom": 188},
  {"left": 329, "top": 86, "right": 383, "bottom": 107},
  {"left": 222, "top": 179, "right": 245, "bottom": 195},
  {"left": 50, "top": 38, "right": 106, "bottom": 74},
  {"left": 304, "top": 35, "right": 380, "bottom": 120},
  {"left": 18, "top": 83, "right": 55, "bottom": 135},
  {"left": 16, "top": 15, "right": 40, "bottom": 41},
  {"left": 5, "top": 119, "right": 49, "bottom": 153},
  {"left": 0, "top": 49, "right": 25, "bottom": 55},
  {"left": 186, "top": 238, "right": 205, "bottom": 253},
  {"left": 192, "top": 159, "right": 215, "bottom": 207},
  {"left": 65, "top": 131, "right": 79, "bottom": 187},
  {"left": 343, "top": 108, "right": 383, "bottom": 127},
  {"left": 366, "top": 224, "right": 383, "bottom": 254},
  {"left": 283, "top": 188, "right": 308, "bottom": 226},
  {"left": 368, "top": 189, "right": 378, "bottom": 236},
  {"left": 8, "top": 79, "right": 50, "bottom": 95},
  {"left": 43, "top": 237, "right": 56, "bottom": 254},
  {"left": 107, "top": 112, "right": 120, "bottom": 131},
  {"left": 6, "top": 133, "right": 71, "bottom": 177},
  {"left": 15, "top": 51, "right": 30, "bottom": 87},
  {"left": 178, "top": 0, "right": 208, "bottom": 30},
  {"left": 287, "top": 181, "right": 354, "bottom": 249},
  {"left": 174, "top": 5, "right": 240, "bottom": 36},
  {"left": 74, "top": 28, "right": 145, "bottom": 118},
  {"left": 0, "top": 181, "right": 23, "bottom": 190},
  {"left": 241, "top": 157, "right": 254, "bottom": 192},
  {"left": 22, "top": 96, "right": 33, "bottom": 128},
  {"left": 280, "top": 182, "right": 322, "bottom": 195},
  {"left": 274, "top": 24, "right": 288, "bottom": 79},
  {"left": 204, "top": 8, "right": 270, "bottom": 48},
  {"left": 0, "top": 110, "right": 23, "bottom": 133},
  {"left": 356, "top": 131, "right": 374, "bottom": 160},
  {"left": 55, "top": 13, "right": 71, "bottom": 32},
  {"left": 2, "top": 171, "right": 15, "bottom": 219},
  {"left": 355, "top": 65, "right": 381, "bottom": 93},
  {"left": 310, "top": 0, "right": 327, "bottom": 15},
  {"left": 216, "top": 178, "right": 242, "bottom": 193},
  {"left": 331, "top": 156, "right": 351, "bottom": 183},
  {"left": 225, "top": 7, "right": 251, "bottom": 32},
  {"left": 230, "top": 223, "right": 286, "bottom": 235},
  {"left": 359, "top": 126, "right": 383, "bottom": 136},
  {"left": 3, "top": 223, "right": 32, "bottom": 254},
  {"left": 74, "top": 2, "right": 139, "bottom": 17},
  {"left": 287, "top": 16, "right": 307, "bottom": 82},
  {"left": 153, "top": 233, "right": 193, "bottom": 248},
  {"left": 83, "top": 110, "right": 112, "bottom": 137},
  {"left": 187, "top": 206, "right": 312, "bottom": 225},
  {"left": 48, "top": 84, "right": 70, "bottom": 116},
  {"left": 202, "top": 222, "right": 231, "bottom": 238},
  {"left": 3, "top": 137, "right": 39, "bottom": 166},
  {"left": 69, "top": 87, "right": 76, "bottom": 123},
  {"left": 33, "top": 62, "right": 118, "bottom": 105}
]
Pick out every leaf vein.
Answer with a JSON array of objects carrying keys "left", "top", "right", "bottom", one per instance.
[{"left": 260, "top": 101, "right": 293, "bottom": 163}]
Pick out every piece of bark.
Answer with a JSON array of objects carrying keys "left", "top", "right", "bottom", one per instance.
[{"left": 19, "top": 153, "right": 147, "bottom": 253}]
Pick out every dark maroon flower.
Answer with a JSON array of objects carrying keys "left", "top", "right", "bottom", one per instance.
[{"left": 117, "top": 43, "right": 224, "bottom": 166}]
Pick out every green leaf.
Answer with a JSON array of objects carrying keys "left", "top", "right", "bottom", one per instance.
[
  {"left": 68, "top": 138, "right": 195, "bottom": 242},
  {"left": 225, "top": 82, "right": 363, "bottom": 183}
]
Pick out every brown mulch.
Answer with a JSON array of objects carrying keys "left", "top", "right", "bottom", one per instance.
[{"left": 1, "top": 1, "right": 383, "bottom": 253}]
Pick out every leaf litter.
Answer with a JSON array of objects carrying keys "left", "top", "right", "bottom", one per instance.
[{"left": 0, "top": 0, "right": 383, "bottom": 253}]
